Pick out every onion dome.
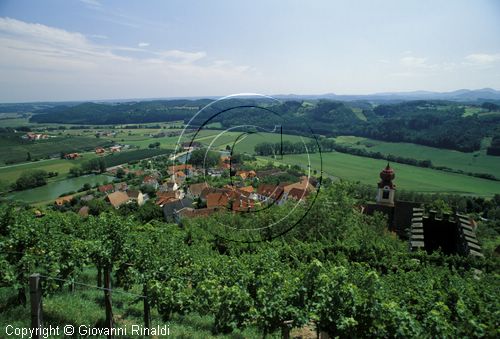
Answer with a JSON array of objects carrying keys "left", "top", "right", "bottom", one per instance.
[{"left": 378, "top": 163, "right": 395, "bottom": 188}]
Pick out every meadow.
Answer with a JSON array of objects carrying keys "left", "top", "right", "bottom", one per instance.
[
  {"left": 0, "top": 152, "right": 99, "bottom": 185},
  {"left": 334, "top": 135, "right": 500, "bottom": 177},
  {"left": 267, "top": 152, "right": 500, "bottom": 197}
]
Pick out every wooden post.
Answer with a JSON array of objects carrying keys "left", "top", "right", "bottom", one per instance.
[
  {"left": 281, "top": 320, "right": 293, "bottom": 339},
  {"left": 97, "top": 266, "right": 102, "bottom": 287},
  {"left": 143, "top": 284, "right": 151, "bottom": 331},
  {"left": 29, "top": 274, "right": 43, "bottom": 339},
  {"left": 103, "top": 267, "right": 114, "bottom": 339}
]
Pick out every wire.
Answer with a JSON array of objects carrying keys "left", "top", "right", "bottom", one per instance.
[{"left": 38, "top": 274, "right": 146, "bottom": 299}]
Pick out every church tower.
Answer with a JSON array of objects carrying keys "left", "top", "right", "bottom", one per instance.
[{"left": 376, "top": 163, "right": 396, "bottom": 206}]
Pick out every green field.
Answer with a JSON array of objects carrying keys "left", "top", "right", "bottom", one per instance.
[
  {"left": 0, "top": 134, "right": 111, "bottom": 165},
  {"left": 267, "top": 152, "right": 500, "bottom": 197},
  {"left": 334, "top": 136, "right": 500, "bottom": 177},
  {"left": 173, "top": 129, "right": 311, "bottom": 153},
  {"left": 0, "top": 152, "right": 99, "bottom": 185}
]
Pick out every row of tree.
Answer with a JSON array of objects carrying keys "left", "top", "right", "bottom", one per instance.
[{"left": 69, "top": 158, "right": 107, "bottom": 177}]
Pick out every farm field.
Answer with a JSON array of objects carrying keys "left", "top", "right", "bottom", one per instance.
[
  {"left": 334, "top": 135, "right": 500, "bottom": 177},
  {"left": 0, "top": 134, "right": 111, "bottom": 165},
  {"left": 0, "top": 152, "right": 99, "bottom": 185},
  {"left": 266, "top": 151, "right": 500, "bottom": 197}
]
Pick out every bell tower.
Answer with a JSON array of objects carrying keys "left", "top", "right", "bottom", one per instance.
[{"left": 376, "top": 163, "right": 396, "bottom": 206}]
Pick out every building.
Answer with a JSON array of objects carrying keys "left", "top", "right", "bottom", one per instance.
[
  {"left": 187, "top": 182, "right": 209, "bottom": 198},
  {"left": 23, "top": 133, "right": 49, "bottom": 141},
  {"left": 156, "top": 191, "right": 182, "bottom": 207},
  {"left": 142, "top": 176, "right": 159, "bottom": 189},
  {"left": 55, "top": 195, "right": 74, "bottom": 206},
  {"left": 78, "top": 206, "right": 89, "bottom": 217},
  {"left": 282, "top": 176, "right": 316, "bottom": 194},
  {"left": 127, "top": 190, "right": 145, "bottom": 206},
  {"left": 181, "top": 141, "right": 202, "bottom": 151},
  {"left": 256, "top": 184, "right": 285, "bottom": 204},
  {"left": 175, "top": 207, "right": 217, "bottom": 221},
  {"left": 159, "top": 181, "right": 179, "bottom": 193},
  {"left": 285, "top": 188, "right": 309, "bottom": 202},
  {"left": 64, "top": 153, "right": 80, "bottom": 160},
  {"left": 219, "top": 156, "right": 231, "bottom": 170},
  {"left": 162, "top": 198, "right": 193, "bottom": 222},
  {"left": 95, "top": 147, "right": 105, "bottom": 154},
  {"left": 110, "top": 145, "right": 122, "bottom": 152},
  {"left": 106, "top": 191, "right": 130, "bottom": 209},
  {"left": 206, "top": 192, "right": 230, "bottom": 209},
  {"left": 376, "top": 163, "right": 396, "bottom": 206},
  {"left": 364, "top": 164, "right": 482, "bottom": 257},
  {"left": 408, "top": 210, "right": 483, "bottom": 257},
  {"left": 114, "top": 182, "right": 128, "bottom": 192},
  {"left": 98, "top": 184, "right": 114, "bottom": 194},
  {"left": 235, "top": 170, "right": 256, "bottom": 180},
  {"left": 80, "top": 194, "right": 94, "bottom": 202},
  {"left": 167, "top": 164, "right": 193, "bottom": 176}
]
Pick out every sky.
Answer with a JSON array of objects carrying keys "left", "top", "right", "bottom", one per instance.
[{"left": 0, "top": 0, "right": 499, "bottom": 102}]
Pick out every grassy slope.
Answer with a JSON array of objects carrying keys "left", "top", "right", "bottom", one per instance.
[
  {"left": 268, "top": 152, "right": 500, "bottom": 197},
  {"left": 334, "top": 136, "right": 500, "bottom": 177}
]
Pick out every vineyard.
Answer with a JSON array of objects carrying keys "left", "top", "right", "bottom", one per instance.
[{"left": 0, "top": 182, "right": 499, "bottom": 337}]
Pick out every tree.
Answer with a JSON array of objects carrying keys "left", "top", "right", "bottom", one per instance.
[
  {"left": 190, "top": 148, "right": 219, "bottom": 168},
  {"left": 14, "top": 170, "right": 48, "bottom": 190},
  {"left": 116, "top": 167, "right": 125, "bottom": 178}
]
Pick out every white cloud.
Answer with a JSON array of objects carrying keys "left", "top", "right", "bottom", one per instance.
[
  {"left": 138, "top": 42, "right": 150, "bottom": 47},
  {"left": 80, "top": 0, "right": 102, "bottom": 10},
  {"left": 157, "top": 49, "right": 207, "bottom": 63},
  {"left": 0, "top": 17, "right": 257, "bottom": 101},
  {"left": 400, "top": 56, "right": 429, "bottom": 68},
  {"left": 465, "top": 53, "right": 500, "bottom": 64},
  {"left": 89, "top": 34, "right": 108, "bottom": 39}
]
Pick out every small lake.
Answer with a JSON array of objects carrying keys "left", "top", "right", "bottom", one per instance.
[{"left": 4, "top": 174, "right": 114, "bottom": 204}]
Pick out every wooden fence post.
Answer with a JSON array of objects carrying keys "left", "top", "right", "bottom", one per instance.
[
  {"left": 104, "top": 267, "right": 114, "bottom": 339},
  {"left": 281, "top": 320, "right": 293, "bottom": 339},
  {"left": 143, "top": 284, "right": 151, "bottom": 330},
  {"left": 29, "top": 274, "right": 43, "bottom": 339}
]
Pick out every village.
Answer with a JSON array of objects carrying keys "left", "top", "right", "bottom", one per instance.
[{"left": 53, "top": 143, "right": 318, "bottom": 224}]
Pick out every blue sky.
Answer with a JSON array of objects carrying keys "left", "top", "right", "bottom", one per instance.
[{"left": 0, "top": 0, "right": 499, "bottom": 102}]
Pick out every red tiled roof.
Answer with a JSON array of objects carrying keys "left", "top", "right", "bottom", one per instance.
[
  {"left": 206, "top": 192, "right": 229, "bottom": 209},
  {"left": 287, "top": 188, "right": 308, "bottom": 201},
  {"left": 168, "top": 164, "right": 192, "bottom": 174},
  {"left": 257, "top": 184, "right": 284, "bottom": 200},
  {"left": 98, "top": 184, "right": 114, "bottom": 193}
]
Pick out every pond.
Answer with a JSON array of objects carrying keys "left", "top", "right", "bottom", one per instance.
[{"left": 5, "top": 174, "right": 114, "bottom": 204}]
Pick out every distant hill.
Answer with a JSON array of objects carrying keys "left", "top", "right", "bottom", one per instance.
[
  {"left": 273, "top": 88, "right": 500, "bottom": 102},
  {"left": 30, "top": 99, "right": 211, "bottom": 124}
]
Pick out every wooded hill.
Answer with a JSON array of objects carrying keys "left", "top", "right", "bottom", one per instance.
[{"left": 29, "top": 99, "right": 500, "bottom": 153}]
